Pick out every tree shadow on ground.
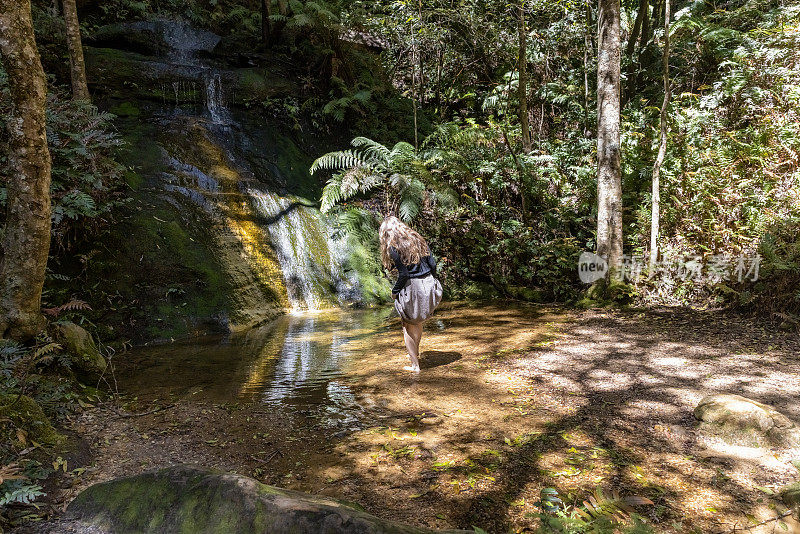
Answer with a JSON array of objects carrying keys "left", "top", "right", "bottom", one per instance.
[
  {"left": 420, "top": 351, "right": 462, "bottom": 369},
  {"left": 316, "top": 304, "right": 800, "bottom": 533}
]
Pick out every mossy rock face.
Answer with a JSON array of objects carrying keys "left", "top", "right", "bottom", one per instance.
[
  {"left": 0, "top": 394, "right": 65, "bottom": 446},
  {"left": 66, "top": 465, "right": 473, "bottom": 534},
  {"left": 55, "top": 322, "right": 108, "bottom": 382},
  {"left": 694, "top": 394, "right": 800, "bottom": 448},
  {"left": 84, "top": 46, "right": 295, "bottom": 106}
]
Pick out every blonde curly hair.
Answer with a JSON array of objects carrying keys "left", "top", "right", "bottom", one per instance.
[{"left": 379, "top": 216, "right": 430, "bottom": 272}]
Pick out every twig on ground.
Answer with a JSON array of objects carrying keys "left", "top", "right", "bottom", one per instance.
[
  {"left": 114, "top": 404, "right": 176, "bottom": 418},
  {"left": 251, "top": 449, "right": 283, "bottom": 464}
]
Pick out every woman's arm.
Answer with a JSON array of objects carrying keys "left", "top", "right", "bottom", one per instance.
[
  {"left": 390, "top": 248, "right": 409, "bottom": 297},
  {"left": 426, "top": 254, "right": 437, "bottom": 277}
]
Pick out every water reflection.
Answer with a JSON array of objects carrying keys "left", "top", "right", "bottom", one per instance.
[{"left": 116, "top": 309, "right": 394, "bottom": 420}]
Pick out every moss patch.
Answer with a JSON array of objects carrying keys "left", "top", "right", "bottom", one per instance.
[
  {"left": 0, "top": 394, "right": 66, "bottom": 447},
  {"left": 67, "top": 466, "right": 470, "bottom": 534}
]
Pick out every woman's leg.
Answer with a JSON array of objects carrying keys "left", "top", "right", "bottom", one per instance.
[{"left": 402, "top": 321, "right": 423, "bottom": 371}]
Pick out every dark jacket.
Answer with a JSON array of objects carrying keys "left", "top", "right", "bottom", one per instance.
[{"left": 389, "top": 247, "right": 437, "bottom": 296}]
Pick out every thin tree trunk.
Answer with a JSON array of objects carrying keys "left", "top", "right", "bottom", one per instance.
[
  {"left": 518, "top": 1, "right": 532, "bottom": 153},
  {"left": 640, "top": 0, "right": 651, "bottom": 48},
  {"left": 0, "top": 0, "right": 53, "bottom": 340},
  {"left": 596, "top": 0, "right": 623, "bottom": 274},
  {"left": 62, "top": 0, "right": 89, "bottom": 101},
  {"left": 261, "top": 0, "right": 272, "bottom": 46},
  {"left": 411, "top": 32, "right": 418, "bottom": 150},
  {"left": 436, "top": 46, "right": 443, "bottom": 118},
  {"left": 649, "top": 0, "right": 671, "bottom": 270},
  {"left": 626, "top": 0, "right": 646, "bottom": 57},
  {"left": 623, "top": 0, "right": 647, "bottom": 104},
  {"left": 584, "top": 0, "right": 593, "bottom": 132}
]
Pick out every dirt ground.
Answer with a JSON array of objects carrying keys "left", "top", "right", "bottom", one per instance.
[{"left": 20, "top": 303, "right": 800, "bottom": 533}]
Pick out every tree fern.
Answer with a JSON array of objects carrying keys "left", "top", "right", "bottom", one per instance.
[{"left": 311, "top": 137, "right": 433, "bottom": 222}]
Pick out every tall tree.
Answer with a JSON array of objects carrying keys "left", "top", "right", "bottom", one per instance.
[
  {"left": 0, "top": 0, "right": 53, "bottom": 340},
  {"left": 649, "top": 0, "right": 671, "bottom": 269},
  {"left": 596, "top": 0, "right": 623, "bottom": 274},
  {"left": 518, "top": 0, "right": 532, "bottom": 153},
  {"left": 62, "top": 0, "right": 90, "bottom": 100}
]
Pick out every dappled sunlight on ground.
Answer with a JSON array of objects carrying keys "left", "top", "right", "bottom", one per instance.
[{"left": 34, "top": 303, "right": 800, "bottom": 534}]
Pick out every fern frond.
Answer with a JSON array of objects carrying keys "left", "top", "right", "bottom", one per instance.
[
  {"left": 43, "top": 299, "right": 92, "bottom": 317},
  {"left": 310, "top": 150, "right": 368, "bottom": 174},
  {"left": 287, "top": 13, "right": 312, "bottom": 28},
  {"left": 33, "top": 342, "right": 62, "bottom": 360}
]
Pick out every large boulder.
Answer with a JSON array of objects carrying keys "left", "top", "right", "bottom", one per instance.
[
  {"left": 55, "top": 322, "right": 107, "bottom": 382},
  {"left": 694, "top": 394, "right": 800, "bottom": 448},
  {"left": 65, "top": 465, "right": 473, "bottom": 534}
]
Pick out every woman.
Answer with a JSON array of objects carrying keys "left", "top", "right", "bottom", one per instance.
[{"left": 379, "top": 216, "right": 443, "bottom": 372}]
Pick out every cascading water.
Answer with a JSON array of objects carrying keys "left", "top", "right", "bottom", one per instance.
[
  {"left": 139, "top": 19, "right": 362, "bottom": 312},
  {"left": 138, "top": 20, "right": 229, "bottom": 123},
  {"left": 247, "top": 189, "right": 356, "bottom": 310},
  {"left": 204, "top": 73, "right": 228, "bottom": 124}
]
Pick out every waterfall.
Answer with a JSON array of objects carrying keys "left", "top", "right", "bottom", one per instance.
[
  {"left": 144, "top": 19, "right": 362, "bottom": 312},
  {"left": 205, "top": 73, "right": 228, "bottom": 124},
  {"left": 247, "top": 189, "right": 356, "bottom": 310}
]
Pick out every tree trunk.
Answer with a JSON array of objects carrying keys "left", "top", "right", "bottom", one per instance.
[
  {"left": 518, "top": 1, "right": 532, "bottom": 153},
  {"left": 640, "top": 0, "right": 651, "bottom": 48},
  {"left": 623, "top": 0, "right": 647, "bottom": 104},
  {"left": 596, "top": 0, "right": 623, "bottom": 274},
  {"left": 0, "top": 0, "right": 53, "bottom": 340},
  {"left": 261, "top": 0, "right": 272, "bottom": 46},
  {"left": 626, "top": 0, "right": 646, "bottom": 57},
  {"left": 584, "top": 0, "right": 593, "bottom": 132},
  {"left": 649, "top": 0, "right": 671, "bottom": 270},
  {"left": 436, "top": 46, "right": 443, "bottom": 119},
  {"left": 62, "top": 0, "right": 90, "bottom": 101}
]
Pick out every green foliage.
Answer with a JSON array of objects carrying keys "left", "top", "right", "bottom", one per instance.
[
  {"left": 0, "top": 85, "right": 128, "bottom": 251},
  {"left": 0, "top": 337, "right": 87, "bottom": 524},
  {"left": 312, "top": 136, "right": 428, "bottom": 222},
  {"left": 534, "top": 487, "right": 654, "bottom": 533},
  {"left": 0, "top": 480, "right": 46, "bottom": 507},
  {"left": 322, "top": 82, "right": 373, "bottom": 123}
]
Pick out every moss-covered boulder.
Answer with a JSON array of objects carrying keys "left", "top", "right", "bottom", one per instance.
[
  {"left": 66, "top": 465, "right": 472, "bottom": 534},
  {"left": 55, "top": 322, "right": 107, "bottom": 382},
  {"left": 694, "top": 394, "right": 800, "bottom": 448},
  {"left": 0, "top": 394, "right": 65, "bottom": 446}
]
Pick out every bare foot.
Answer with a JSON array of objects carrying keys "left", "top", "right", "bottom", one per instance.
[{"left": 403, "top": 365, "right": 420, "bottom": 372}]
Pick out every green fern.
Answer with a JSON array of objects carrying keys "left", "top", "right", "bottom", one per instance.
[
  {"left": 0, "top": 480, "right": 45, "bottom": 506},
  {"left": 311, "top": 137, "right": 435, "bottom": 223}
]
